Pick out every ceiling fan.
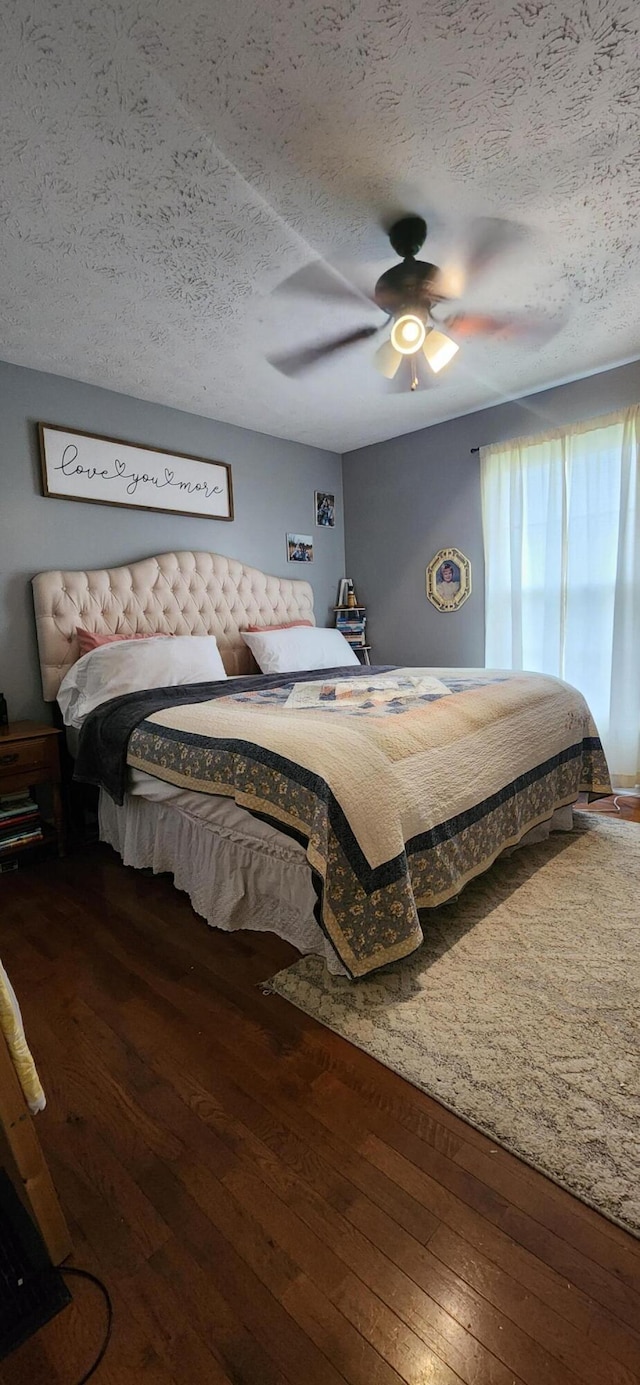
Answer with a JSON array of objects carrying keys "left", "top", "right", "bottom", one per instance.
[{"left": 269, "top": 214, "right": 563, "bottom": 391}]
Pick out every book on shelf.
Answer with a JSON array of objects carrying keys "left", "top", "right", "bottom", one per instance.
[
  {"left": 335, "top": 599, "right": 369, "bottom": 654},
  {"left": 0, "top": 829, "right": 43, "bottom": 853},
  {"left": 0, "top": 822, "right": 43, "bottom": 839},
  {"left": 0, "top": 793, "right": 39, "bottom": 819},
  {"left": 336, "top": 611, "right": 366, "bottom": 627},
  {"left": 0, "top": 792, "right": 42, "bottom": 848},
  {"left": 0, "top": 816, "right": 42, "bottom": 833},
  {"left": 0, "top": 814, "right": 40, "bottom": 832}
]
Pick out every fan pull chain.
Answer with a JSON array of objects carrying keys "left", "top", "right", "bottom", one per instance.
[{"left": 410, "top": 357, "right": 419, "bottom": 391}]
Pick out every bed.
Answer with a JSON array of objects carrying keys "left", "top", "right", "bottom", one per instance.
[{"left": 32, "top": 550, "right": 611, "bottom": 979}]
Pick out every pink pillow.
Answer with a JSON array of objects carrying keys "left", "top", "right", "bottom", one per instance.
[
  {"left": 244, "top": 620, "right": 313, "bottom": 633},
  {"left": 76, "top": 628, "right": 171, "bottom": 657}
]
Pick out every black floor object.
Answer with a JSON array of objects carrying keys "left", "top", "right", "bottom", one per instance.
[{"left": 0, "top": 1167, "right": 71, "bottom": 1360}]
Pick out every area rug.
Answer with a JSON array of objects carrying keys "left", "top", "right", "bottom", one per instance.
[{"left": 268, "top": 813, "right": 640, "bottom": 1236}]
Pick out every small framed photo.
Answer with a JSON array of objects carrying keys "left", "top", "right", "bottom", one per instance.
[
  {"left": 426, "top": 547, "right": 471, "bottom": 611},
  {"left": 315, "top": 490, "right": 335, "bottom": 527},
  {"left": 286, "top": 532, "right": 314, "bottom": 563}
]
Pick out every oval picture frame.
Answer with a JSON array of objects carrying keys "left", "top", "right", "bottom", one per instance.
[{"left": 426, "top": 547, "right": 472, "bottom": 612}]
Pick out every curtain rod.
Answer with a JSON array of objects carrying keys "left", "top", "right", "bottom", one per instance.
[{"left": 470, "top": 446, "right": 479, "bottom": 454}]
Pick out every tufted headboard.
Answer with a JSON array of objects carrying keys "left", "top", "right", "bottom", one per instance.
[{"left": 32, "top": 550, "right": 315, "bottom": 701}]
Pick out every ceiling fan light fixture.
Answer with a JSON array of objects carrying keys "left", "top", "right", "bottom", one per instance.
[
  {"left": 422, "top": 329, "right": 459, "bottom": 374},
  {"left": 390, "top": 313, "right": 426, "bottom": 355},
  {"left": 373, "top": 338, "right": 403, "bottom": 379}
]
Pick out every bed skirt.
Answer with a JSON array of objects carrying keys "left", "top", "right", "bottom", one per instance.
[
  {"left": 98, "top": 786, "right": 343, "bottom": 969},
  {"left": 99, "top": 789, "right": 574, "bottom": 976}
]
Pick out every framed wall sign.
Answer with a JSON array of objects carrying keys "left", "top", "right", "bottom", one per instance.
[
  {"left": 426, "top": 547, "right": 472, "bottom": 611},
  {"left": 38, "top": 423, "right": 234, "bottom": 521}
]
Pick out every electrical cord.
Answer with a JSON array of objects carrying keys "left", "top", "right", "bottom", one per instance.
[{"left": 60, "top": 1267, "right": 113, "bottom": 1384}]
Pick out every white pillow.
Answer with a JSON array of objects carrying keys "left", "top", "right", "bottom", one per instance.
[
  {"left": 57, "top": 635, "right": 227, "bottom": 729},
  {"left": 242, "top": 625, "right": 360, "bottom": 674}
]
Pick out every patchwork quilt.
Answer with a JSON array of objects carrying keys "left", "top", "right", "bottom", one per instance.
[{"left": 76, "top": 666, "right": 610, "bottom": 978}]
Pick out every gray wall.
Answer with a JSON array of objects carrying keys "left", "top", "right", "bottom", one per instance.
[
  {"left": 343, "top": 360, "right": 640, "bottom": 668},
  {"left": 0, "top": 361, "right": 343, "bottom": 721}
]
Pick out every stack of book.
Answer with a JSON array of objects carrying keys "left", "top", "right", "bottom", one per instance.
[
  {"left": 0, "top": 792, "right": 43, "bottom": 855},
  {"left": 336, "top": 609, "right": 367, "bottom": 649}
]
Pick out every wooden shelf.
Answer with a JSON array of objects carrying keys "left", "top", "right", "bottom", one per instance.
[
  {"left": 335, "top": 604, "right": 370, "bottom": 664},
  {"left": 0, "top": 720, "right": 65, "bottom": 858}
]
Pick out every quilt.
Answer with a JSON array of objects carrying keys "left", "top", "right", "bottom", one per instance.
[{"left": 76, "top": 666, "right": 610, "bottom": 978}]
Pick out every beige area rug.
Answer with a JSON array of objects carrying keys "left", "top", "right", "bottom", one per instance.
[{"left": 268, "top": 813, "right": 640, "bottom": 1236}]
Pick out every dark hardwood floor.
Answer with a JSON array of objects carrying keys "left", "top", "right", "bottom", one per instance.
[{"left": 1, "top": 795, "right": 639, "bottom": 1384}]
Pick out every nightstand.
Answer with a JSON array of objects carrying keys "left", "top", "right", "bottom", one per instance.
[{"left": 0, "top": 722, "right": 65, "bottom": 861}]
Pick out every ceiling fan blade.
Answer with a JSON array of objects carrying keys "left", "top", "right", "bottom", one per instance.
[
  {"left": 429, "top": 263, "right": 465, "bottom": 302},
  {"left": 426, "top": 216, "right": 526, "bottom": 303},
  {"left": 464, "top": 217, "right": 530, "bottom": 285},
  {"left": 268, "top": 325, "right": 379, "bottom": 377},
  {"left": 429, "top": 219, "right": 529, "bottom": 302},
  {"left": 444, "top": 310, "right": 566, "bottom": 343},
  {"left": 273, "top": 260, "right": 374, "bottom": 307},
  {"left": 373, "top": 338, "right": 402, "bottom": 379}
]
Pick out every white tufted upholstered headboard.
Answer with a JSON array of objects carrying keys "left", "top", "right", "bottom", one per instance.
[{"left": 32, "top": 551, "right": 315, "bottom": 701}]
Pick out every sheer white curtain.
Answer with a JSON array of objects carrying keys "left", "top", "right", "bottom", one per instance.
[{"left": 481, "top": 406, "right": 640, "bottom": 787}]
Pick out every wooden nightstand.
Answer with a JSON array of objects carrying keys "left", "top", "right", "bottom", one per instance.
[{"left": 0, "top": 722, "right": 65, "bottom": 861}]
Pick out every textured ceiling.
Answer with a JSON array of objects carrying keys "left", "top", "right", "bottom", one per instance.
[{"left": 1, "top": 0, "right": 639, "bottom": 452}]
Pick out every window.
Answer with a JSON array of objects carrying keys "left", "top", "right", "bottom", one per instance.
[{"left": 481, "top": 407, "right": 640, "bottom": 787}]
